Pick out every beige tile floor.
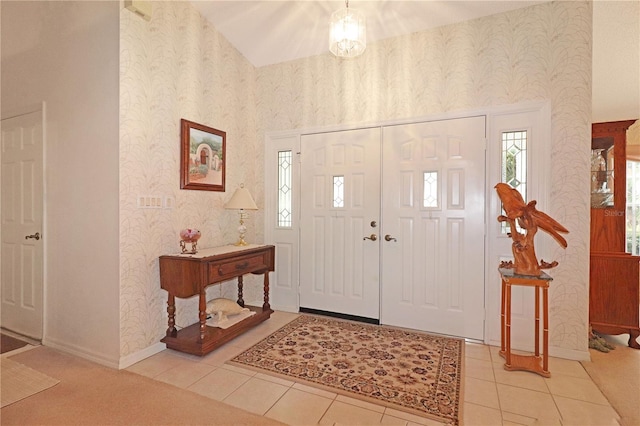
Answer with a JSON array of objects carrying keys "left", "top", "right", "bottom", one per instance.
[{"left": 127, "top": 311, "right": 621, "bottom": 426}]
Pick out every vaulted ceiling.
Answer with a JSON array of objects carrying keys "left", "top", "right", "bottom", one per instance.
[
  {"left": 192, "top": 1, "right": 545, "bottom": 67},
  {"left": 190, "top": 1, "right": 639, "bottom": 122}
]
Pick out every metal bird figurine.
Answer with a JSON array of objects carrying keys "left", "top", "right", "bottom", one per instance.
[{"left": 495, "top": 183, "right": 569, "bottom": 276}]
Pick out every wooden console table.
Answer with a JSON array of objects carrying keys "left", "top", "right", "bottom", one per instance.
[
  {"left": 159, "top": 244, "right": 275, "bottom": 356},
  {"left": 499, "top": 268, "right": 553, "bottom": 377}
]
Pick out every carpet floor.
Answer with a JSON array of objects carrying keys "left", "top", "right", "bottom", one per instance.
[
  {"left": 230, "top": 315, "right": 464, "bottom": 425},
  {"left": 1, "top": 346, "right": 285, "bottom": 426},
  {"left": 581, "top": 334, "right": 640, "bottom": 426}
]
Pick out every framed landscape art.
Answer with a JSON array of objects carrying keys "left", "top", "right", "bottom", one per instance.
[{"left": 180, "top": 119, "right": 226, "bottom": 191}]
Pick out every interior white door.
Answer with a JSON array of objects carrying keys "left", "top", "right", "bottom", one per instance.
[
  {"left": 299, "top": 128, "right": 381, "bottom": 320},
  {"left": 380, "top": 116, "right": 486, "bottom": 340},
  {"left": 1, "top": 109, "right": 45, "bottom": 339}
]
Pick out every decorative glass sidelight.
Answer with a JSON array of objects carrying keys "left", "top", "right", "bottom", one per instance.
[
  {"left": 278, "top": 150, "right": 292, "bottom": 227},
  {"left": 501, "top": 130, "right": 528, "bottom": 233}
]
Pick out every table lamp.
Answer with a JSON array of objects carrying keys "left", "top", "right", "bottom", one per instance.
[{"left": 224, "top": 184, "right": 258, "bottom": 246}]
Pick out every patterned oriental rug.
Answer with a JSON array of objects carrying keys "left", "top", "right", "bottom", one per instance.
[{"left": 229, "top": 315, "right": 464, "bottom": 425}]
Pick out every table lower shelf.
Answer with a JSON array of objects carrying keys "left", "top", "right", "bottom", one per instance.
[
  {"left": 161, "top": 305, "right": 273, "bottom": 356},
  {"left": 499, "top": 350, "right": 550, "bottom": 378}
]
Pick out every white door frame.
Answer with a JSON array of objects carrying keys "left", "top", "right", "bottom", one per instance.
[
  {"left": 1, "top": 102, "right": 47, "bottom": 340},
  {"left": 265, "top": 100, "right": 551, "bottom": 346}
]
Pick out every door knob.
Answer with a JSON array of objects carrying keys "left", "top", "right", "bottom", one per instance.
[
  {"left": 363, "top": 234, "right": 378, "bottom": 241},
  {"left": 25, "top": 232, "right": 41, "bottom": 240},
  {"left": 384, "top": 234, "right": 397, "bottom": 242}
]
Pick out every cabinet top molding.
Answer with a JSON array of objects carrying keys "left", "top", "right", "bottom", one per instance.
[{"left": 592, "top": 120, "right": 636, "bottom": 134}]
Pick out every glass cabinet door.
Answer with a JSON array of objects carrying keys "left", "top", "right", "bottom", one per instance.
[{"left": 591, "top": 136, "right": 614, "bottom": 208}]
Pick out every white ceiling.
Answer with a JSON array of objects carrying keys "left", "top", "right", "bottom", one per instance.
[{"left": 192, "top": 1, "right": 546, "bottom": 67}]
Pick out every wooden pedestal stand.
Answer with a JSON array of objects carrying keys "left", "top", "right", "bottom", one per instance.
[{"left": 499, "top": 268, "right": 553, "bottom": 378}]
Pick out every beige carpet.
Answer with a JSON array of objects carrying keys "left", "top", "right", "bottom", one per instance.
[
  {"left": 1, "top": 358, "right": 59, "bottom": 408},
  {"left": 1, "top": 346, "right": 285, "bottom": 426},
  {"left": 230, "top": 315, "right": 464, "bottom": 426},
  {"left": 581, "top": 334, "right": 640, "bottom": 426}
]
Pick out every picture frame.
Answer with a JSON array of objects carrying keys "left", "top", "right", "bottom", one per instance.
[{"left": 180, "top": 119, "right": 226, "bottom": 191}]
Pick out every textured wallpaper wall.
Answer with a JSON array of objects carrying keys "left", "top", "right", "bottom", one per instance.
[
  {"left": 120, "top": 1, "right": 591, "bottom": 356},
  {"left": 256, "top": 1, "right": 592, "bottom": 352},
  {"left": 119, "top": 1, "right": 260, "bottom": 356}
]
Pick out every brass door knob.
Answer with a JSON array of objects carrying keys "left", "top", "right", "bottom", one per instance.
[
  {"left": 384, "top": 234, "right": 397, "bottom": 242},
  {"left": 363, "top": 234, "right": 378, "bottom": 241}
]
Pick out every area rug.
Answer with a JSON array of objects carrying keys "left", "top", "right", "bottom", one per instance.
[
  {"left": 1, "top": 334, "right": 29, "bottom": 354},
  {"left": 1, "top": 358, "right": 59, "bottom": 407},
  {"left": 229, "top": 315, "right": 464, "bottom": 425}
]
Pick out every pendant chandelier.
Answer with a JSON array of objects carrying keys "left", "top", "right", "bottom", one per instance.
[{"left": 329, "top": 0, "right": 366, "bottom": 58}]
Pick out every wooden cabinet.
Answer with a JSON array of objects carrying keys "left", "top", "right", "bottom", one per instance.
[
  {"left": 589, "top": 120, "right": 640, "bottom": 348},
  {"left": 590, "top": 252, "right": 640, "bottom": 348},
  {"left": 159, "top": 244, "right": 275, "bottom": 356}
]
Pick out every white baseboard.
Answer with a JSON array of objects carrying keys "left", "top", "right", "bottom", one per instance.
[
  {"left": 43, "top": 337, "right": 167, "bottom": 370},
  {"left": 548, "top": 346, "right": 591, "bottom": 362},
  {"left": 43, "top": 336, "right": 121, "bottom": 369},
  {"left": 118, "top": 342, "right": 166, "bottom": 369}
]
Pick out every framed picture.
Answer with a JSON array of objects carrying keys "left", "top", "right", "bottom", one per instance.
[{"left": 180, "top": 119, "right": 226, "bottom": 191}]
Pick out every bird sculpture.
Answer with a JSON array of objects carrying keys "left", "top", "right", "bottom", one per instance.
[{"left": 495, "top": 183, "right": 569, "bottom": 276}]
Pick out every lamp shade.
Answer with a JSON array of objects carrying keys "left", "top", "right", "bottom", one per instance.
[
  {"left": 329, "top": 2, "right": 366, "bottom": 58},
  {"left": 225, "top": 185, "right": 258, "bottom": 210}
]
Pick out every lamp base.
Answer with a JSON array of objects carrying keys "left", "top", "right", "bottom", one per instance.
[
  {"left": 234, "top": 221, "right": 249, "bottom": 246},
  {"left": 234, "top": 238, "right": 249, "bottom": 246}
]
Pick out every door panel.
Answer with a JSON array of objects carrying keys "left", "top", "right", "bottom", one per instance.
[
  {"left": 1, "top": 109, "right": 44, "bottom": 339},
  {"left": 381, "top": 116, "right": 486, "bottom": 340},
  {"left": 299, "top": 128, "right": 381, "bottom": 319}
]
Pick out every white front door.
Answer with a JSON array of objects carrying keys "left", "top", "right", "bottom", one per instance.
[
  {"left": 380, "top": 117, "right": 486, "bottom": 339},
  {"left": 299, "top": 128, "right": 381, "bottom": 320},
  {"left": 1, "top": 108, "right": 45, "bottom": 339}
]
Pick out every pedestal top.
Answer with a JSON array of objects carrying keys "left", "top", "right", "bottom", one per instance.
[{"left": 499, "top": 267, "right": 553, "bottom": 282}]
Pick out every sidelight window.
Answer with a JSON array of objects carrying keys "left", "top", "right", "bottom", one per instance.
[
  {"left": 501, "top": 130, "right": 528, "bottom": 234},
  {"left": 278, "top": 150, "right": 292, "bottom": 227}
]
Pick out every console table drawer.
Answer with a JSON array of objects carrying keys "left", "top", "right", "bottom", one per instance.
[{"left": 210, "top": 253, "right": 268, "bottom": 281}]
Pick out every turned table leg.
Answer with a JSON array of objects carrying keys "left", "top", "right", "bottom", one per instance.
[
  {"left": 166, "top": 293, "right": 177, "bottom": 338},
  {"left": 263, "top": 272, "right": 271, "bottom": 311},
  {"left": 237, "top": 275, "right": 245, "bottom": 307},
  {"left": 198, "top": 290, "right": 207, "bottom": 342}
]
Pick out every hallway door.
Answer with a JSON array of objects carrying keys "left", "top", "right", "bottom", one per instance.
[{"left": 1, "top": 108, "right": 45, "bottom": 339}]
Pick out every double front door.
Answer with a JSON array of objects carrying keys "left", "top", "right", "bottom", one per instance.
[{"left": 299, "top": 116, "right": 486, "bottom": 340}]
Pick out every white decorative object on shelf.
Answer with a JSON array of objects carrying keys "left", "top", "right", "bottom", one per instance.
[{"left": 205, "top": 298, "right": 254, "bottom": 329}]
